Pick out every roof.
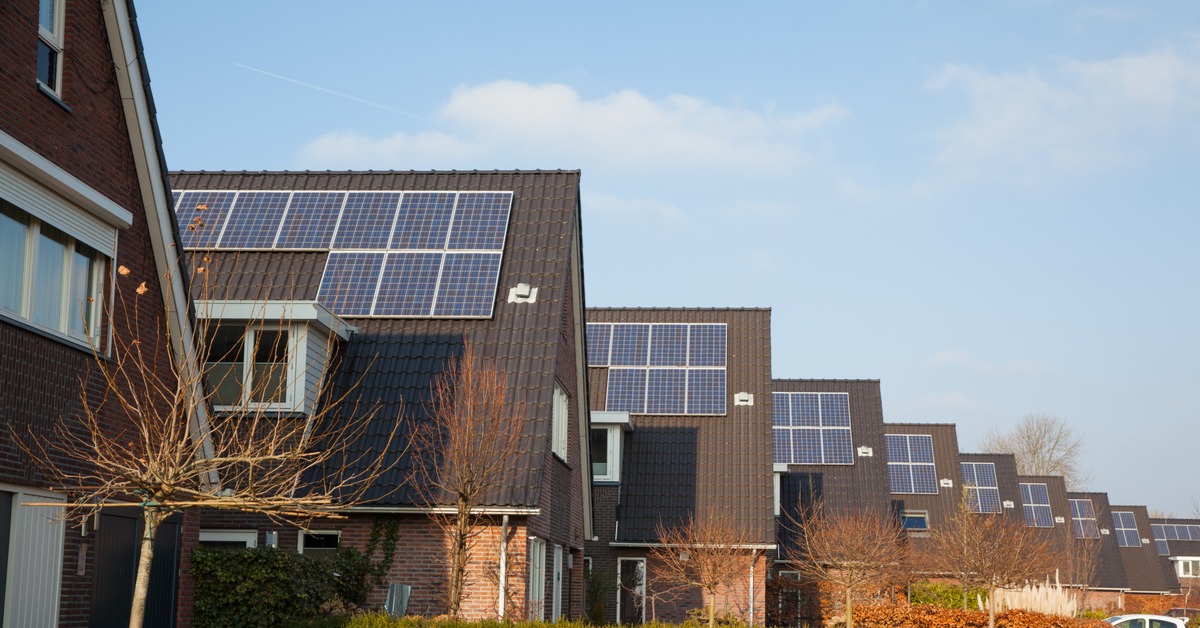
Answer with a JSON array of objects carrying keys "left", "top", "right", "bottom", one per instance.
[
  {"left": 171, "top": 169, "right": 584, "bottom": 507},
  {"left": 586, "top": 308, "right": 776, "bottom": 544}
]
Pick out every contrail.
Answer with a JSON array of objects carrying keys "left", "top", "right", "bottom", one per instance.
[{"left": 233, "top": 62, "right": 437, "bottom": 124}]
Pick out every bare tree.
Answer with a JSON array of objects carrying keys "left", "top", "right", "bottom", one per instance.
[
  {"left": 783, "top": 502, "right": 907, "bottom": 628},
  {"left": 16, "top": 263, "right": 403, "bottom": 628},
  {"left": 924, "top": 493, "right": 1058, "bottom": 628},
  {"left": 979, "top": 413, "right": 1092, "bottom": 490},
  {"left": 648, "top": 512, "right": 756, "bottom": 628},
  {"left": 1057, "top": 533, "right": 1101, "bottom": 614},
  {"left": 409, "top": 341, "right": 527, "bottom": 617}
]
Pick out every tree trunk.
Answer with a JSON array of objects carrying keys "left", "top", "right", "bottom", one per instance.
[
  {"left": 987, "top": 586, "right": 996, "bottom": 628},
  {"left": 129, "top": 508, "right": 162, "bottom": 628},
  {"left": 845, "top": 585, "right": 854, "bottom": 628},
  {"left": 447, "top": 498, "right": 472, "bottom": 617}
]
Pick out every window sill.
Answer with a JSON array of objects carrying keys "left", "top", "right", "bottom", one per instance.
[
  {"left": 592, "top": 480, "right": 620, "bottom": 487},
  {"left": 0, "top": 310, "right": 99, "bottom": 356},
  {"left": 36, "top": 81, "right": 72, "bottom": 112}
]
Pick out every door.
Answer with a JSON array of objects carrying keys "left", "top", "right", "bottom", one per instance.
[
  {"left": 89, "top": 510, "right": 181, "bottom": 628},
  {"left": 551, "top": 544, "right": 563, "bottom": 620},
  {"left": 617, "top": 558, "right": 645, "bottom": 624}
]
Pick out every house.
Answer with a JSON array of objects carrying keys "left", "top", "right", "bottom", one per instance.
[
  {"left": 1109, "top": 504, "right": 1179, "bottom": 595},
  {"left": 882, "top": 422, "right": 963, "bottom": 539},
  {"left": 1, "top": 0, "right": 199, "bottom": 625},
  {"left": 583, "top": 308, "right": 776, "bottom": 625},
  {"left": 169, "top": 169, "right": 593, "bottom": 620},
  {"left": 1150, "top": 517, "right": 1200, "bottom": 600}
]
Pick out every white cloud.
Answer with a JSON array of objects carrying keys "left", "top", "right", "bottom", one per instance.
[
  {"left": 298, "top": 81, "right": 848, "bottom": 174},
  {"left": 922, "top": 47, "right": 1200, "bottom": 187},
  {"left": 928, "top": 349, "right": 1056, "bottom": 377}
]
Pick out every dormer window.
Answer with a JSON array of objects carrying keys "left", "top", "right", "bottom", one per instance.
[{"left": 197, "top": 300, "right": 355, "bottom": 415}]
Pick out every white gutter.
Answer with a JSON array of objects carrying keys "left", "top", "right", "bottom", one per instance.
[
  {"left": 609, "top": 541, "right": 777, "bottom": 550},
  {"left": 346, "top": 505, "right": 540, "bottom": 516}
]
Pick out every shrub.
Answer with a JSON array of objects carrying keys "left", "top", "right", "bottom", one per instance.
[{"left": 910, "top": 581, "right": 988, "bottom": 610}]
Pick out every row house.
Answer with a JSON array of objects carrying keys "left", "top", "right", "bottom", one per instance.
[
  {"left": 169, "top": 169, "right": 594, "bottom": 621},
  {"left": 1, "top": 0, "right": 202, "bottom": 625}
]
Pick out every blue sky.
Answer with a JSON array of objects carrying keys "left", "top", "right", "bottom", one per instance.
[{"left": 138, "top": 2, "right": 1200, "bottom": 515}]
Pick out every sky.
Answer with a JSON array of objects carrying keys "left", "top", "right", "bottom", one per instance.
[{"left": 137, "top": 1, "right": 1200, "bottom": 515}]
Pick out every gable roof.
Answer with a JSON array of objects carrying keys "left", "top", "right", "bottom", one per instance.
[{"left": 171, "top": 169, "right": 585, "bottom": 508}]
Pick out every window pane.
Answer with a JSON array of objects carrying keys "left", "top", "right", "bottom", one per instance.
[
  {"left": 0, "top": 205, "right": 27, "bottom": 312},
  {"left": 37, "top": 40, "right": 58, "bottom": 89},
  {"left": 590, "top": 429, "right": 609, "bottom": 477},
  {"left": 39, "top": 0, "right": 57, "bottom": 32},
  {"left": 204, "top": 325, "right": 244, "bottom": 406},
  {"left": 68, "top": 246, "right": 96, "bottom": 337},
  {"left": 251, "top": 329, "right": 289, "bottom": 403},
  {"left": 32, "top": 226, "right": 66, "bottom": 329}
]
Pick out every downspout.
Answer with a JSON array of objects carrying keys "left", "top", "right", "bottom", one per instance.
[
  {"left": 499, "top": 515, "right": 509, "bottom": 618},
  {"left": 748, "top": 550, "right": 756, "bottom": 628}
]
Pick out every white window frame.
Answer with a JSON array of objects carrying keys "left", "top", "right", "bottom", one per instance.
[
  {"left": 37, "top": 0, "right": 66, "bottom": 94},
  {"left": 1176, "top": 557, "right": 1200, "bottom": 578},
  {"left": 0, "top": 200, "right": 105, "bottom": 348},
  {"left": 900, "top": 510, "right": 931, "bottom": 535},
  {"left": 198, "top": 529, "right": 258, "bottom": 548},
  {"left": 203, "top": 322, "right": 305, "bottom": 413},
  {"left": 552, "top": 384, "right": 569, "bottom": 461},
  {"left": 297, "top": 529, "right": 340, "bottom": 557},
  {"left": 591, "top": 425, "right": 622, "bottom": 483},
  {"left": 528, "top": 537, "right": 546, "bottom": 621}
]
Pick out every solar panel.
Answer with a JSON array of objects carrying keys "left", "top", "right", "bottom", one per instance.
[
  {"left": 316, "top": 252, "right": 384, "bottom": 316},
  {"left": 688, "top": 324, "right": 726, "bottom": 367},
  {"left": 606, "top": 368, "right": 647, "bottom": 413},
  {"left": 648, "top": 324, "right": 687, "bottom": 367},
  {"left": 586, "top": 323, "right": 612, "bottom": 366},
  {"left": 332, "top": 192, "right": 402, "bottom": 249},
  {"left": 772, "top": 428, "right": 792, "bottom": 463},
  {"left": 432, "top": 252, "right": 502, "bottom": 317},
  {"left": 176, "top": 191, "right": 236, "bottom": 248},
  {"left": 1113, "top": 511, "right": 1141, "bottom": 548},
  {"left": 219, "top": 192, "right": 290, "bottom": 248},
  {"left": 373, "top": 252, "right": 441, "bottom": 316},
  {"left": 447, "top": 192, "right": 512, "bottom": 250},
  {"left": 645, "top": 369, "right": 686, "bottom": 414},
  {"left": 1069, "top": 499, "right": 1100, "bottom": 539},
  {"left": 1020, "top": 483, "right": 1054, "bottom": 528},
  {"left": 774, "top": 392, "right": 854, "bottom": 465},
  {"left": 390, "top": 192, "right": 455, "bottom": 249},
  {"left": 961, "top": 462, "right": 1002, "bottom": 513},
  {"left": 886, "top": 434, "right": 937, "bottom": 494},
  {"left": 610, "top": 324, "right": 650, "bottom": 366},
  {"left": 686, "top": 369, "right": 725, "bottom": 414},
  {"left": 275, "top": 192, "right": 344, "bottom": 249}
]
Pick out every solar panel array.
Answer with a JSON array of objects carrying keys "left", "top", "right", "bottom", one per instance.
[
  {"left": 960, "top": 462, "right": 1002, "bottom": 514},
  {"left": 886, "top": 434, "right": 937, "bottom": 494},
  {"left": 772, "top": 392, "right": 854, "bottom": 465},
  {"left": 1112, "top": 511, "right": 1141, "bottom": 548},
  {"left": 587, "top": 323, "right": 727, "bottom": 415},
  {"left": 173, "top": 190, "right": 513, "bottom": 318},
  {"left": 1069, "top": 499, "right": 1100, "bottom": 539},
  {"left": 1151, "top": 523, "right": 1200, "bottom": 556},
  {"left": 1019, "top": 483, "right": 1054, "bottom": 528}
]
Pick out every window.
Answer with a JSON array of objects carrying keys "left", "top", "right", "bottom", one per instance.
[
  {"left": 528, "top": 537, "right": 546, "bottom": 621},
  {"left": 198, "top": 529, "right": 257, "bottom": 550},
  {"left": 1177, "top": 558, "right": 1200, "bottom": 578},
  {"left": 298, "top": 530, "right": 339, "bottom": 558},
  {"left": 37, "top": 0, "right": 65, "bottom": 93},
  {"left": 1069, "top": 499, "right": 1100, "bottom": 539},
  {"left": 0, "top": 201, "right": 104, "bottom": 346},
  {"left": 590, "top": 426, "right": 622, "bottom": 482},
  {"left": 203, "top": 324, "right": 298, "bottom": 411},
  {"left": 1019, "top": 483, "right": 1054, "bottom": 528},
  {"left": 886, "top": 434, "right": 937, "bottom": 494},
  {"left": 773, "top": 392, "right": 853, "bottom": 465},
  {"left": 617, "top": 557, "right": 646, "bottom": 624},
  {"left": 552, "top": 384, "right": 569, "bottom": 461},
  {"left": 960, "top": 462, "right": 1002, "bottom": 513},
  {"left": 900, "top": 511, "right": 930, "bottom": 535},
  {"left": 1112, "top": 511, "right": 1141, "bottom": 548}
]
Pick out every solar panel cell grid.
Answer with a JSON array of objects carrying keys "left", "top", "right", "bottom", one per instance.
[
  {"left": 822, "top": 429, "right": 854, "bottom": 464},
  {"left": 648, "top": 324, "right": 688, "bottom": 367},
  {"left": 911, "top": 465, "right": 937, "bottom": 494},
  {"left": 686, "top": 369, "right": 726, "bottom": 414},
  {"left": 792, "top": 430, "right": 822, "bottom": 465},
  {"left": 687, "top": 324, "right": 726, "bottom": 367},
  {"left": 373, "top": 252, "right": 442, "bottom": 316},
  {"left": 889, "top": 464, "right": 913, "bottom": 494},
  {"left": 646, "top": 369, "right": 686, "bottom": 414},
  {"left": 332, "top": 192, "right": 402, "bottom": 249},
  {"left": 772, "top": 429, "right": 792, "bottom": 464},
  {"left": 389, "top": 192, "right": 455, "bottom": 250},
  {"left": 606, "top": 368, "right": 647, "bottom": 414},
  {"left": 275, "top": 192, "right": 344, "bottom": 249},
  {"left": 885, "top": 435, "right": 909, "bottom": 463},
  {"left": 772, "top": 393, "right": 790, "bottom": 427},
  {"left": 316, "top": 252, "right": 384, "bottom": 316},
  {"left": 447, "top": 192, "right": 512, "bottom": 250},
  {"left": 610, "top": 324, "right": 650, "bottom": 366},
  {"left": 219, "top": 192, "right": 290, "bottom": 248},
  {"left": 586, "top": 323, "right": 612, "bottom": 366},
  {"left": 432, "top": 252, "right": 501, "bottom": 317},
  {"left": 176, "top": 191, "right": 236, "bottom": 248}
]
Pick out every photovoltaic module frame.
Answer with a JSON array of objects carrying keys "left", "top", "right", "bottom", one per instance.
[{"left": 172, "top": 190, "right": 513, "bottom": 319}]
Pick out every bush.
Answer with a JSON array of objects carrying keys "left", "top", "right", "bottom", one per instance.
[
  {"left": 909, "top": 581, "right": 988, "bottom": 610},
  {"left": 192, "top": 545, "right": 374, "bottom": 628}
]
